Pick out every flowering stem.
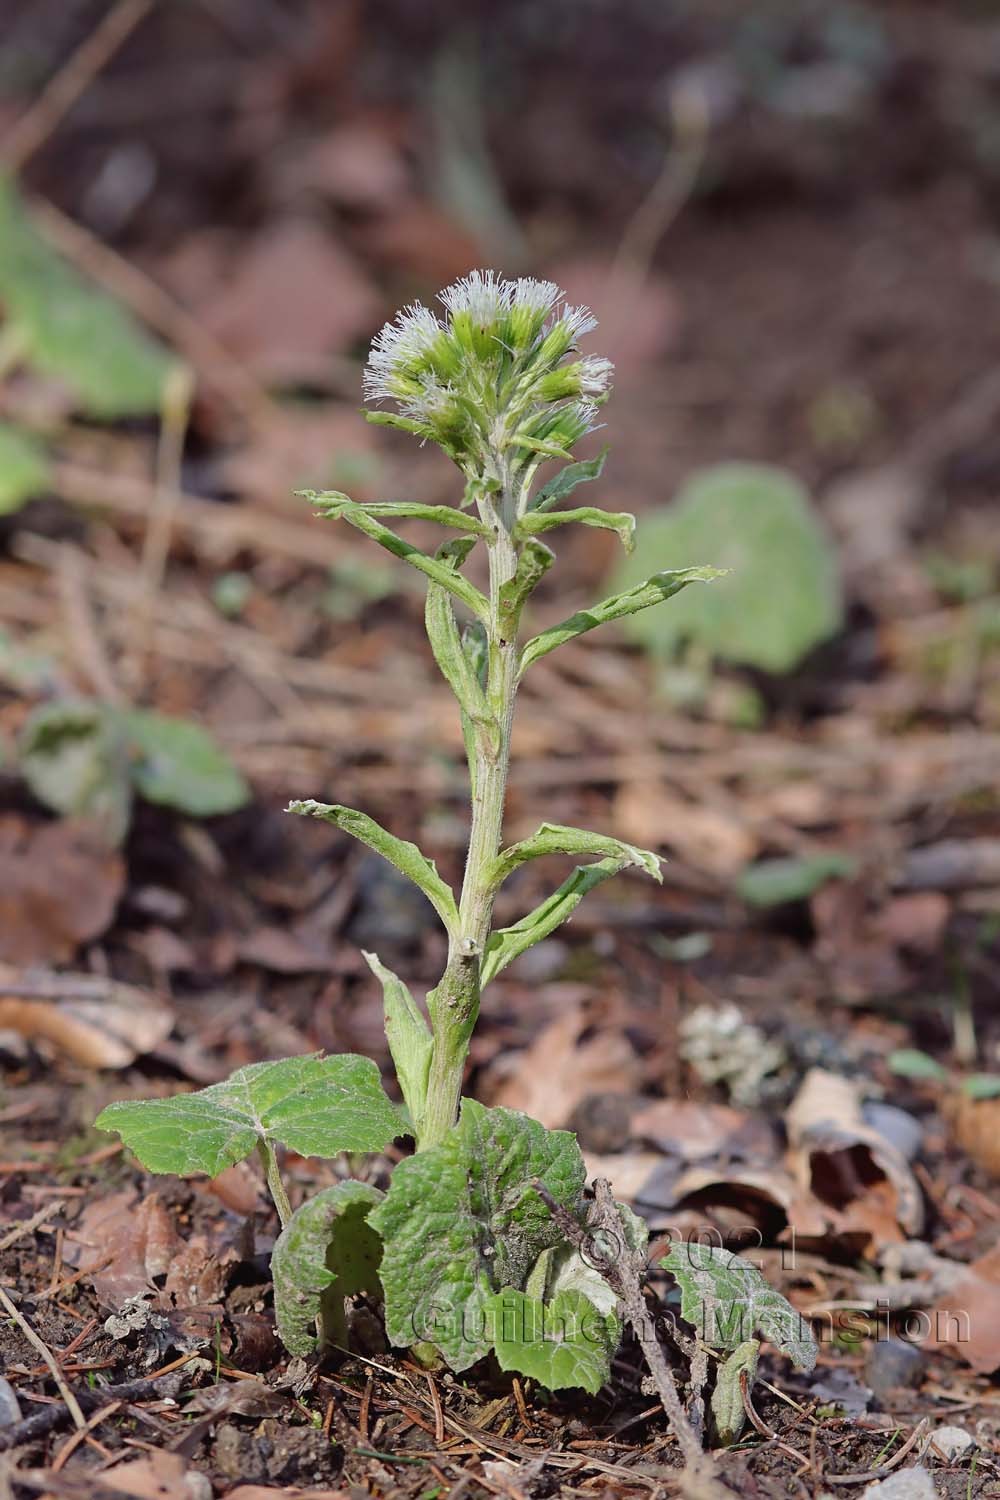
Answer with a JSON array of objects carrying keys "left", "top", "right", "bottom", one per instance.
[{"left": 417, "top": 480, "right": 520, "bottom": 1150}]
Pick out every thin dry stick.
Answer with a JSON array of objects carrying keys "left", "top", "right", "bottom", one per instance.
[
  {"left": 531, "top": 1177, "right": 730, "bottom": 1500},
  {"left": 0, "top": 1284, "right": 86, "bottom": 1431},
  {"left": 29, "top": 198, "right": 276, "bottom": 424},
  {"left": 55, "top": 544, "right": 123, "bottom": 703},
  {"left": 0, "top": 1199, "right": 64, "bottom": 1255},
  {"left": 2, "top": 0, "right": 154, "bottom": 174},
  {"left": 125, "top": 361, "right": 194, "bottom": 690}
]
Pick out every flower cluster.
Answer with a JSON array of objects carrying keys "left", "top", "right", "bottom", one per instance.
[{"left": 363, "top": 271, "right": 612, "bottom": 476}]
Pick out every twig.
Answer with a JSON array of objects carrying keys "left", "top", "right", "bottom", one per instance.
[
  {"left": 738, "top": 1370, "right": 807, "bottom": 1471},
  {"left": 0, "top": 1372, "right": 185, "bottom": 1454},
  {"left": 125, "top": 361, "right": 194, "bottom": 691},
  {"left": 2, "top": 0, "right": 154, "bottom": 174},
  {"left": 823, "top": 1417, "right": 931, "bottom": 1486},
  {"left": 50, "top": 1401, "right": 122, "bottom": 1472},
  {"left": 0, "top": 1285, "right": 86, "bottom": 1431},
  {"left": 0, "top": 1201, "right": 64, "bottom": 1255},
  {"left": 31, "top": 197, "right": 276, "bottom": 425},
  {"left": 531, "top": 1176, "right": 730, "bottom": 1500},
  {"left": 55, "top": 543, "right": 123, "bottom": 704}
]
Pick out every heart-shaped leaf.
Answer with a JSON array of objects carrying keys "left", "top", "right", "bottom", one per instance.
[
  {"left": 272, "top": 1180, "right": 383, "bottom": 1356},
  {"left": 369, "top": 1100, "right": 587, "bottom": 1371},
  {"left": 121, "top": 710, "right": 250, "bottom": 818},
  {"left": 610, "top": 464, "right": 843, "bottom": 673},
  {"left": 96, "top": 1055, "right": 405, "bottom": 1178}
]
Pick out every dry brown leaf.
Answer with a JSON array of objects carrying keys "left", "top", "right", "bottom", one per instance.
[
  {"left": 104, "top": 1451, "right": 210, "bottom": 1499},
  {"left": 225, "top": 1490, "right": 346, "bottom": 1500},
  {"left": 873, "top": 892, "right": 950, "bottom": 954},
  {"left": 583, "top": 1151, "right": 662, "bottom": 1202},
  {"left": 237, "top": 926, "right": 334, "bottom": 974},
  {"left": 199, "top": 1162, "right": 263, "bottom": 1217},
  {"left": 0, "top": 971, "right": 172, "bottom": 1069},
  {"left": 786, "top": 1068, "right": 923, "bottom": 1241},
  {"left": 164, "top": 1234, "right": 238, "bottom": 1309},
  {"left": 204, "top": 219, "right": 380, "bottom": 375},
  {"left": 613, "top": 782, "right": 757, "bottom": 878},
  {"left": 0, "top": 817, "right": 124, "bottom": 965},
  {"left": 487, "top": 1004, "right": 642, "bottom": 1128},
  {"left": 630, "top": 1099, "right": 765, "bottom": 1162},
  {"left": 74, "top": 1190, "right": 181, "bottom": 1308},
  {"left": 669, "top": 1164, "right": 835, "bottom": 1244},
  {"left": 927, "top": 1242, "right": 1000, "bottom": 1374}
]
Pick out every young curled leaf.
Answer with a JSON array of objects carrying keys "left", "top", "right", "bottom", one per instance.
[
  {"left": 480, "top": 857, "right": 629, "bottom": 985},
  {"left": 306, "top": 491, "right": 490, "bottom": 537},
  {"left": 272, "top": 1180, "right": 383, "bottom": 1356},
  {"left": 529, "top": 446, "right": 609, "bottom": 513},
  {"left": 519, "top": 565, "right": 724, "bottom": 677},
  {"left": 300, "top": 490, "right": 489, "bottom": 624},
  {"left": 517, "top": 505, "right": 636, "bottom": 554},
  {"left": 711, "top": 1339, "right": 760, "bottom": 1445},
  {"left": 662, "top": 1241, "right": 817, "bottom": 1372},
  {"left": 288, "top": 800, "right": 459, "bottom": 938},
  {"left": 484, "top": 1287, "right": 617, "bottom": 1394},
  {"left": 497, "top": 538, "right": 555, "bottom": 638},
  {"left": 96, "top": 1054, "right": 405, "bottom": 1178},
  {"left": 363, "top": 952, "right": 432, "bottom": 1129},
  {"left": 486, "top": 821, "right": 661, "bottom": 895}
]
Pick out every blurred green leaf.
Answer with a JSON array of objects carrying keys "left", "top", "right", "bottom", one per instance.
[
  {"left": 610, "top": 463, "right": 843, "bottom": 673},
  {"left": 961, "top": 1074, "right": 1000, "bottom": 1101},
  {"left": 120, "top": 709, "right": 250, "bottom": 817},
  {"left": 888, "top": 1049, "right": 948, "bottom": 1082},
  {"left": 19, "top": 700, "right": 132, "bottom": 845},
  {"left": 737, "top": 851, "right": 856, "bottom": 908},
  {"left": 0, "top": 176, "right": 171, "bottom": 417},
  {"left": 0, "top": 421, "right": 50, "bottom": 515}
]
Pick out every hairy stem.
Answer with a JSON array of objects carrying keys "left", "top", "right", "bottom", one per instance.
[
  {"left": 417, "top": 480, "right": 520, "bottom": 1150},
  {"left": 257, "top": 1139, "right": 292, "bottom": 1227}
]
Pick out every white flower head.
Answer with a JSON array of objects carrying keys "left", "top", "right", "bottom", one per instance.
[
  {"left": 580, "top": 355, "right": 614, "bottom": 398},
  {"left": 363, "top": 302, "right": 444, "bottom": 404},
  {"left": 439, "top": 269, "right": 509, "bottom": 327}
]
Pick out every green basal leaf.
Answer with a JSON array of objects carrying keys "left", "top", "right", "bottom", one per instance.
[
  {"left": 519, "top": 566, "right": 723, "bottom": 677},
  {"left": 736, "top": 852, "right": 856, "bottom": 909},
  {"left": 272, "top": 1180, "right": 383, "bottom": 1356},
  {"left": 484, "top": 1287, "right": 617, "bottom": 1394},
  {"left": 662, "top": 1242, "right": 817, "bottom": 1372},
  {"left": 498, "top": 538, "right": 555, "bottom": 637},
  {"left": 480, "top": 857, "right": 628, "bottom": 985},
  {"left": 369, "top": 1099, "right": 587, "bottom": 1372},
  {"left": 19, "top": 700, "right": 133, "bottom": 846},
  {"left": 96, "top": 1054, "right": 405, "bottom": 1177},
  {"left": 517, "top": 506, "right": 636, "bottom": 554},
  {"left": 0, "top": 421, "right": 51, "bottom": 515},
  {"left": 120, "top": 710, "right": 250, "bottom": 818},
  {"left": 363, "top": 951, "right": 433, "bottom": 1128},
  {"left": 711, "top": 1339, "right": 759, "bottom": 1445},
  {"left": 307, "top": 492, "right": 490, "bottom": 537},
  {"left": 301, "top": 490, "right": 489, "bottom": 625},
  {"left": 487, "top": 821, "right": 661, "bottom": 894},
  {"left": 288, "top": 800, "right": 459, "bottom": 938},
  {"left": 529, "top": 446, "right": 609, "bottom": 513},
  {"left": 0, "top": 176, "right": 171, "bottom": 418},
  {"left": 609, "top": 464, "right": 843, "bottom": 674}
]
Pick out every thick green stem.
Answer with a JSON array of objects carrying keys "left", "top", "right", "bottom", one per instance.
[{"left": 417, "top": 482, "right": 520, "bottom": 1150}]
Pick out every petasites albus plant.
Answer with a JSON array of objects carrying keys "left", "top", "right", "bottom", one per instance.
[{"left": 98, "top": 273, "right": 812, "bottom": 1407}]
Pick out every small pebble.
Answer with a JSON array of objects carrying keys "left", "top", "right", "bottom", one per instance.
[
  {"left": 861, "top": 1465, "right": 936, "bottom": 1500},
  {"left": 0, "top": 1376, "right": 22, "bottom": 1427},
  {"left": 929, "top": 1424, "right": 975, "bottom": 1462},
  {"left": 864, "top": 1336, "right": 925, "bottom": 1395}
]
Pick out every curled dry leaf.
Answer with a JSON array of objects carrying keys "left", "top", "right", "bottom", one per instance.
[
  {"left": 0, "top": 817, "right": 125, "bottom": 965},
  {"left": 487, "top": 1003, "right": 642, "bottom": 1129},
  {"left": 73, "top": 1191, "right": 181, "bottom": 1308},
  {"left": 630, "top": 1099, "right": 774, "bottom": 1164},
  {"left": 0, "top": 968, "right": 172, "bottom": 1069},
  {"left": 786, "top": 1068, "right": 924, "bottom": 1241},
  {"left": 927, "top": 1243, "right": 1000, "bottom": 1374}
]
